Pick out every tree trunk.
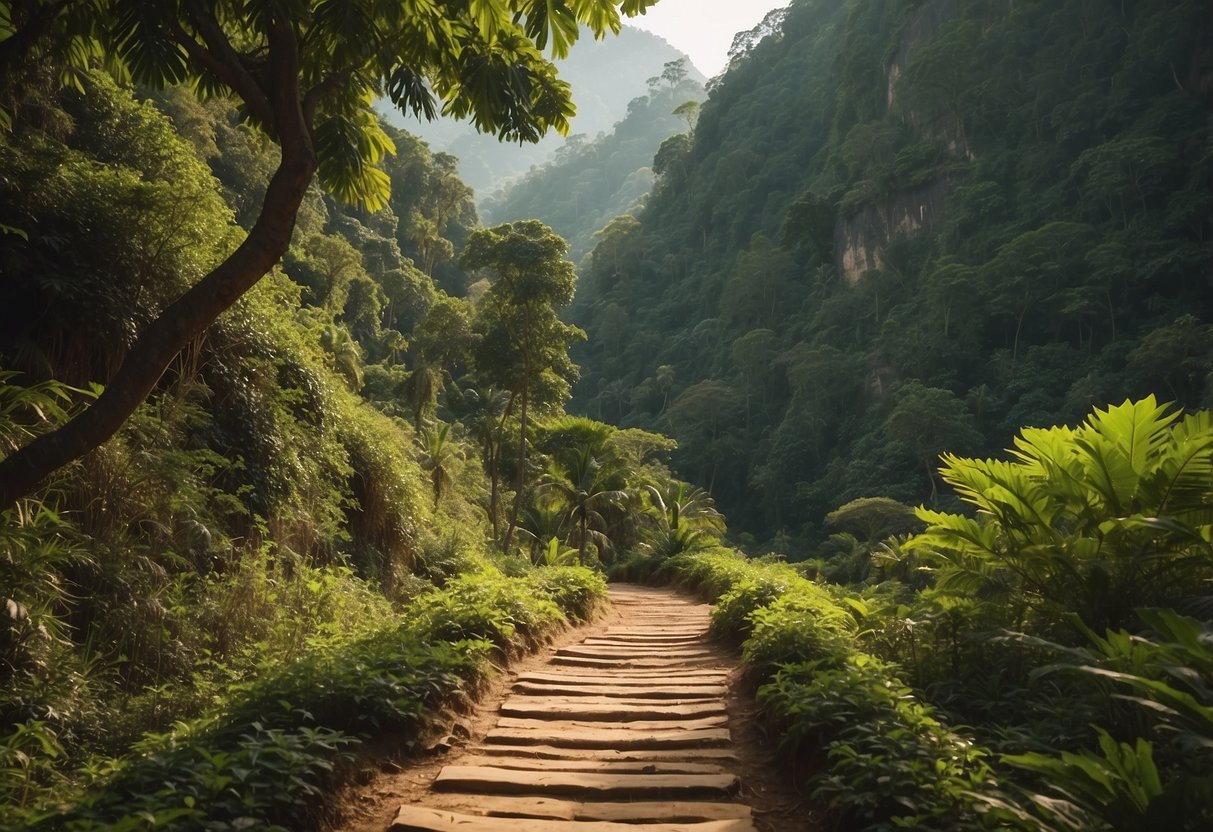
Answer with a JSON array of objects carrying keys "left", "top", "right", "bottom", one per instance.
[
  {"left": 0, "top": 32, "right": 316, "bottom": 508},
  {"left": 487, "top": 439, "right": 500, "bottom": 539},
  {"left": 501, "top": 382, "right": 528, "bottom": 554},
  {"left": 578, "top": 509, "right": 588, "bottom": 567}
]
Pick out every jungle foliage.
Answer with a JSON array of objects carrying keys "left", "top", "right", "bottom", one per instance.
[
  {"left": 0, "top": 41, "right": 709, "bottom": 828},
  {"left": 568, "top": 0, "right": 1213, "bottom": 551},
  {"left": 656, "top": 398, "right": 1212, "bottom": 830}
]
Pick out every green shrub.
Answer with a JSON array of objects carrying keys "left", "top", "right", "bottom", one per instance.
[
  {"left": 15, "top": 562, "right": 602, "bottom": 830},
  {"left": 742, "top": 592, "right": 854, "bottom": 671},
  {"left": 526, "top": 566, "right": 608, "bottom": 622},
  {"left": 760, "top": 656, "right": 1011, "bottom": 831},
  {"left": 711, "top": 579, "right": 787, "bottom": 640},
  {"left": 409, "top": 571, "right": 565, "bottom": 650}
]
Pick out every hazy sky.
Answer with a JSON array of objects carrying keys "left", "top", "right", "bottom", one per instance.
[{"left": 625, "top": 1, "right": 790, "bottom": 77}]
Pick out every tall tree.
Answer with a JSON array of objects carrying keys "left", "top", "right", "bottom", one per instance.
[
  {"left": 462, "top": 220, "right": 583, "bottom": 553},
  {"left": 0, "top": 0, "right": 658, "bottom": 507}
]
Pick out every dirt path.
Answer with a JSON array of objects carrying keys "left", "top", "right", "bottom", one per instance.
[{"left": 333, "top": 584, "right": 809, "bottom": 832}]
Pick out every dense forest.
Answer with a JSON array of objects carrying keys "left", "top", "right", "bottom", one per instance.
[
  {"left": 482, "top": 60, "right": 704, "bottom": 262},
  {"left": 387, "top": 26, "right": 703, "bottom": 195},
  {"left": 1, "top": 1, "right": 1211, "bottom": 831},
  {"left": 569, "top": 0, "right": 1213, "bottom": 550}
]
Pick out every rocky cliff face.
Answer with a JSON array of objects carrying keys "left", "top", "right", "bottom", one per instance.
[
  {"left": 834, "top": 178, "right": 951, "bottom": 283},
  {"left": 837, "top": 0, "right": 964, "bottom": 284},
  {"left": 884, "top": 0, "right": 960, "bottom": 108}
]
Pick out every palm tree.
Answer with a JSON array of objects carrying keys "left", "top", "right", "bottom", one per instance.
[
  {"left": 516, "top": 492, "right": 568, "bottom": 565},
  {"left": 416, "top": 423, "right": 462, "bottom": 510},
  {"left": 645, "top": 482, "right": 725, "bottom": 534},
  {"left": 319, "top": 325, "right": 364, "bottom": 391},
  {"left": 542, "top": 444, "right": 630, "bottom": 566},
  {"left": 447, "top": 385, "right": 510, "bottom": 538},
  {"left": 642, "top": 482, "right": 726, "bottom": 557}
]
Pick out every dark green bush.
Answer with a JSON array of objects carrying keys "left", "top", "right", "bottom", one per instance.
[{"left": 760, "top": 656, "right": 1008, "bottom": 830}]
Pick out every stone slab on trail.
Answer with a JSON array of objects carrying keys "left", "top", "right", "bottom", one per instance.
[
  {"left": 432, "top": 765, "right": 739, "bottom": 798},
  {"left": 499, "top": 696, "right": 727, "bottom": 721},
  {"left": 474, "top": 743, "right": 740, "bottom": 763},
  {"left": 389, "top": 806, "right": 756, "bottom": 832},
  {"left": 451, "top": 795, "right": 753, "bottom": 822}
]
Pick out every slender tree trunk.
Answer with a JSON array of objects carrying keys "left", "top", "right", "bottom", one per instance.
[
  {"left": 488, "top": 392, "right": 515, "bottom": 542},
  {"left": 578, "top": 509, "right": 588, "bottom": 567},
  {"left": 487, "top": 440, "right": 500, "bottom": 538},
  {"left": 501, "top": 381, "right": 528, "bottom": 554},
  {"left": 0, "top": 28, "right": 316, "bottom": 508}
]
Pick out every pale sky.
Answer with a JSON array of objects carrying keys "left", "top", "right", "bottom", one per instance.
[{"left": 625, "top": 1, "right": 791, "bottom": 78}]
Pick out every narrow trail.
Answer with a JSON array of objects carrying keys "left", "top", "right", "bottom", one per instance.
[{"left": 339, "top": 584, "right": 804, "bottom": 832}]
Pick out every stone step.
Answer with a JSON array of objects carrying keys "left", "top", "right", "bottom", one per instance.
[
  {"left": 434, "top": 795, "right": 751, "bottom": 823},
  {"left": 517, "top": 669, "right": 727, "bottom": 683},
  {"left": 389, "top": 806, "right": 755, "bottom": 832},
  {"left": 495, "top": 715, "right": 729, "bottom": 732},
  {"left": 453, "top": 755, "right": 727, "bottom": 774},
  {"left": 551, "top": 655, "right": 721, "bottom": 669},
  {"left": 556, "top": 645, "right": 719, "bottom": 659},
  {"left": 485, "top": 725, "right": 730, "bottom": 750},
  {"left": 512, "top": 682, "right": 728, "bottom": 699},
  {"left": 473, "top": 744, "right": 739, "bottom": 763},
  {"left": 432, "top": 765, "right": 739, "bottom": 799},
  {"left": 500, "top": 697, "right": 726, "bottom": 721}
]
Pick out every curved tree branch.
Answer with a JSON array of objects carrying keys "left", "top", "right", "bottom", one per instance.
[{"left": 0, "top": 12, "right": 317, "bottom": 508}]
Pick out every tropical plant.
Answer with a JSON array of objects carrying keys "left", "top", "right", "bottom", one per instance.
[
  {"left": 541, "top": 443, "right": 630, "bottom": 566},
  {"left": 416, "top": 423, "right": 463, "bottom": 510},
  {"left": 516, "top": 492, "right": 569, "bottom": 565},
  {"left": 639, "top": 481, "right": 725, "bottom": 557},
  {"left": 539, "top": 536, "right": 580, "bottom": 567},
  {"left": 908, "top": 397, "right": 1213, "bottom": 632}
]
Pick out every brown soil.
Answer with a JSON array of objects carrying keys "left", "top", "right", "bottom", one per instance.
[{"left": 326, "top": 584, "right": 817, "bottom": 832}]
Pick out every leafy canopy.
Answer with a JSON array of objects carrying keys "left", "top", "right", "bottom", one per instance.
[{"left": 5, "top": 0, "right": 660, "bottom": 209}]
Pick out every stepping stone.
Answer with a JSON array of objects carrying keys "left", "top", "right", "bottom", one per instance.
[
  {"left": 517, "top": 670, "right": 727, "bottom": 684},
  {"left": 512, "top": 682, "right": 728, "bottom": 699},
  {"left": 500, "top": 697, "right": 726, "bottom": 721},
  {"left": 389, "top": 806, "right": 756, "bottom": 832},
  {"left": 454, "top": 755, "right": 728, "bottom": 774},
  {"left": 474, "top": 744, "right": 739, "bottom": 763},
  {"left": 485, "top": 725, "right": 730, "bottom": 749},
  {"left": 552, "top": 655, "right": 721, "bottom": 669},
  {"left": 440, "top": 795, "right": 752, "bottom": 823},
  {"left": 504, "top": 695, "right": 726, "bottom": 708},
  {"left": 556, "top": 646, "right": 719, "bottom": 659},
  {"left": 581, "top": 638, "right": 706, "bottom": 646},
  {"left": 495, "top": 715, "right": 729, "bottom": 732},
  {"left": 432, "top": 765, "right": 739, "bottom": 798}
]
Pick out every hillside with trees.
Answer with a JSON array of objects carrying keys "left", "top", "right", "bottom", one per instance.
[
  {"left": 569, "top": 0, "right": 1213, "bottom": 550},
  {"left": 482, "top": 59, "right": 705, "bottom": 262},
  {"left": 383, "top": 26, "right": 704, "bottom": 195}
]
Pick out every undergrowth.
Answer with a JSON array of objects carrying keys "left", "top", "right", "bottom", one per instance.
[
  {"left": 3, "top": 565, "right": 605, "bottom": 831},
  {"left": 659, "top": 547, "right": 1027, "bottom": 830}
]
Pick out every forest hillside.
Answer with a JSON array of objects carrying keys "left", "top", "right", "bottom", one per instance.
[
  {"left": 482, "top": 66, "right": 705, "bottom": 262},
  {"left": 569, "top": 0, "right": 1213, "bottom": 551},
  {"left": 382, "top": 26, "right": 704, "bottom": 195}
]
